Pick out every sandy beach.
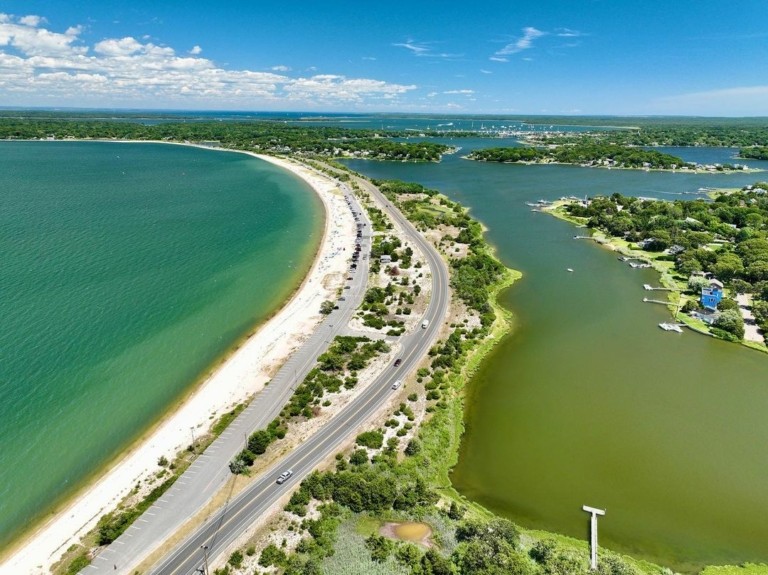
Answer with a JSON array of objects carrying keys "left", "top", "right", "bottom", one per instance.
[{"left": 0, "top": 149, "right": 354, "bottom": 574}]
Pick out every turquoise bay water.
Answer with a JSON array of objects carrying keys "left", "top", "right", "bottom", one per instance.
[
  {"left": 0, "top": 142, "right": 322, "bottom": 546},
  {"left": 345, "top": 146, "right": 768, "bottom": 570}
]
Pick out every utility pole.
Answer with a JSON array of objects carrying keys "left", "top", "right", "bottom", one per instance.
[
  {"left": 582, "top": 505, "right": 606, "bottom": 570},
  {"left": 200, "top": 544, "right": 210, "bottom": 575}
]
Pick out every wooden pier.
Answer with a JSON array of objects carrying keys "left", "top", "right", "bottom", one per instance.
[
  {"left": 642, "top": 297, "right": 674, "bottom": 305},
  {"left": 618, "top": 256, "right": 646, "bottom": 262},
  {"left": 643, "top": 284, "right": 678, "bottom": 292}
]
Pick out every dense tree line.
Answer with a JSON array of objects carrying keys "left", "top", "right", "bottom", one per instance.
[
  {"left": 0, "top": 118, "right": 450, "bottom": 161},
  {"left": 740, "top": 146, "right": 768, "bottom": 160},
  {"left": 529, "top": 126, "right": 768, "bottom": 148},
  {"left": 470, "top": 143, "right": 689, "bottom": 169}
]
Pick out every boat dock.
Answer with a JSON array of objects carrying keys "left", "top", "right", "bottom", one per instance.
[
  {"left": 643, "top": 297, "right": 674, "bottom": 305},
  {"left": 643, "top": 284, "right": 677, "bottom": 291}
]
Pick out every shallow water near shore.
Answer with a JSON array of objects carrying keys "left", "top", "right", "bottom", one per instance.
[
  {"left": 345, "top": 146, "right": 768, "bottom": 570},
  {"left": 0, "top": 141, "right": 322, "bottom": 547}
]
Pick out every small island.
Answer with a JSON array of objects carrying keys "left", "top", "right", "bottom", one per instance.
[
  {"left": 467, "top": 142, "right": 758, "bottom": 173},
  {"left": 543, "top": 183, "right": 768, "bottom": 349}
]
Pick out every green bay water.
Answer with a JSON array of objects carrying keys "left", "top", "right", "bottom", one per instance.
[
  {"left": 345, "top": 146, "right": 768, "bottom": 570},
  {"left": 0, "top": 141, "right": 322, "bottom": 547}
]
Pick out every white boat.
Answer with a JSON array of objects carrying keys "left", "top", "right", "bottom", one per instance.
[
  {"left": 567, "top": 268, "right": 574, "bottom": 272},
  {"left": 659, "top": 323, "right": 683, "bottom": 333}
]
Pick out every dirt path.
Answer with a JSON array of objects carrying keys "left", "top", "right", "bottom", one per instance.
[{"left": 736, "top": 293, "right": 763, "bottom": 343}]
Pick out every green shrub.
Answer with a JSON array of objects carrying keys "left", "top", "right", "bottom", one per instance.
[
  {"left": 259, "top": 543, "right": 287, "bottom": 567},
  {"left": 405, "top": 439, "right": 421, "bottom": 456},
  {"left": 65, "top": 552, "right": 91, "bottom": 575},
  {"left": 356, "top": 430, "right": 384, "bottom": 449},
  {"left": 228, "top": 550, "right": 243, "bottom": 568},
  {"left": 350, "top": 449, "right": 369, "bottom": 466}
]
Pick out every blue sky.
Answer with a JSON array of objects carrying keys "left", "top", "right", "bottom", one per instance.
[{"left": 1, "top": 1, "right": 767, "bottom": 115}]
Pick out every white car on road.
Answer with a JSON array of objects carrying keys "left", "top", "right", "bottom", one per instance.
[{"left": 276, "top": 470, "right": 293, "bottom": 484}]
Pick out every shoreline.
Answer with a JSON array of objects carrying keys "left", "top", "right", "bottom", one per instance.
[
  {"left": 463, "top": 156, "right": 763, "bottom": 174},
  {"left": 0, "top": 143, "right": 355, "bottom": 574},
  {"left": 542, "top": 199, "right": 768, "bottom": 354}
]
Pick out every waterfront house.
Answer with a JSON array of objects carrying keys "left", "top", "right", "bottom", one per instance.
[
  {"left": 636, "top": 238, "right": 656, "bottom": 249},
  {"left": 701, "top": 279, "right": 724, "bottom": 310},
  {"left": 691, "top": 309, "right": 719, "bottom": 325}
]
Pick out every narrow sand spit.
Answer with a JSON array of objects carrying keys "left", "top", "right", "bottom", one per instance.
[{"left": 0, "top": 148, "right": 354, "bottom": 575}]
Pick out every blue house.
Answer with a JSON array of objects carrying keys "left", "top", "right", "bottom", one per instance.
[{"left": 701, "top": 279, "right": 724, "bottom": 310}]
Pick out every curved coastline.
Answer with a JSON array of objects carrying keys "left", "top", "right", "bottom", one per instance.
[{"left": 0, "top": 144, "right": 354, "bottom": 574}]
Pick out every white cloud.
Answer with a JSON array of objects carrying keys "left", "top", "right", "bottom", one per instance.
[
  {"left": 393, "top": 39, "right": 462, "bottom": 59},
  {"left": 491, "top": 26, "right": 584, "bottom": 61},
  {"left": 19, "top": 15, "right": 46, "bottom": 27},
  {"left": 480, "top": 69, "right": 492, "bottom": 74},
  {"left": 556, "top": 28, "right": 585, "bottom": 38},
  {"left": 94, "top": 37, "right": 144, "bottom": 56},
  {"left": 495, "top": 27, "right": 546, "bottom": 57},
  {"left": 444, "top": 89, "right": 474, "bottom": 95},
  {"left": 394, "top": 40, "right": 429, "bottom": 55},
  {"left": 0, "top": 16, "right": 87, "bottom": 56},
  {"left": 0, "top": 14, "right": 417, "bottom": 108},
  {"left": 284, "top": 75, "right": 415, "bottom": 102}
]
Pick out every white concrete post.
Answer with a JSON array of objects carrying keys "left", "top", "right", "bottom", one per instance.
[{"left": 582, "top": 505, "right": 606, "bottom": 570}]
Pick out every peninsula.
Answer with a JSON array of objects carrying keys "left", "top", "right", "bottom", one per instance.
[{"left": 467, "top": 142, "right": 759, "bottom": 173}]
